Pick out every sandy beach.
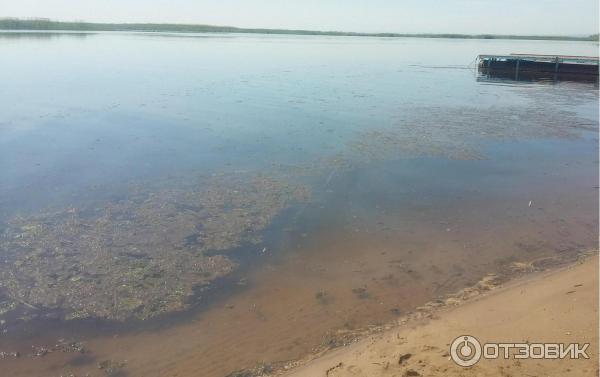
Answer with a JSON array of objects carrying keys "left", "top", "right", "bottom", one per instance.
[{"left": 284, "top": 255, "right": 598, "bottom": 377}]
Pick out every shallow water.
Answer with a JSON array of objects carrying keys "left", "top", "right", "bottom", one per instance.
[{"left": 0, "top": 32, "right": 598, "bottom": 376}]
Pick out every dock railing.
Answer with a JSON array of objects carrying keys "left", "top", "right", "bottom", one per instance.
[
  {"left": 477, "top": 54, "right": 599, "bottom": 65},
  {"left": 476, "top": 53, "right": 599, "bottom": 82}
]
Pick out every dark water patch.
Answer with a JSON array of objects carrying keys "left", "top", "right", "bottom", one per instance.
[
  {"left": 0, "top": 172, "right": 309, "bottom": 327},
  {"left": 65, "top": 353, "right": 97, "bottom": 367},
  {"left": 0, "top": 201, "right": 305, "bottom": 342}
]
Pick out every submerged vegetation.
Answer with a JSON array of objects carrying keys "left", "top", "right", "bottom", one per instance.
[
  {"left": 0, "top": 173, "right": 309, "bottom": 321},
  {"left": 0, "top": 18, "right": 598, "bottom": 41},
  {"left": 0, "top": 98, "right": 594, "bottom": 324}
]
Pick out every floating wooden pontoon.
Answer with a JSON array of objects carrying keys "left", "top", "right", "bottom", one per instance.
[{"left": 477, "top": 54, "right": 599, "bottom": 82}]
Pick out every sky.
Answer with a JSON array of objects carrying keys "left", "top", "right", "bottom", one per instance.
[{"left": 0, "top": 0, "right": 598, "bottom": 35}]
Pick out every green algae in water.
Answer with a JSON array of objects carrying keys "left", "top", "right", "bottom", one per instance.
[{"left": 0, "top": 173, "right": 309, "bottom": 321}]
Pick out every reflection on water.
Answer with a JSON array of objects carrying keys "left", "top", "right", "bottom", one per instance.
[
  {"left": 0, "top": 32, "right": 598, "bottom": 376},
  {"left": 478, "top": 67, "right": 600, "bottom": 84}
]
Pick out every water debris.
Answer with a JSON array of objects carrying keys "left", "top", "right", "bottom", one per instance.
[
  {"left": 97, "top": 359, "right": 127, "bottom": 376},
  {"left": 351, "top": 287, "right": 370, "bottom": 299},
  {"left": 25, "top": 339, "right": 86, "bottom": 358},
  {"left": 326, "top": 362, "right": 343, "bottom": 376},
  {"left": 225, "top": 362, "right": 278, "bottom": 377},
  {"left": 315, "top": 290, "right": 332, "bottom": 305},
  {"left": 0, "top": 351, "right": 20, "bottom": 359},
  {"left": 0, "top": 173, "right": 309, "bottom": 321},
  {"left": 347, "top": 105, "right": 595, "bottom": 162},
  {"left": 0, "top": 299, "right": 16, "bottom": 316},
  {"left": 322, "top": 329, "right": 361, "bottom": 348}
]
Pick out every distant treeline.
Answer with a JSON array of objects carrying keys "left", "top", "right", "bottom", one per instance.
[{"left": 1, "top": 18, "right": 598, "bottom": 41}]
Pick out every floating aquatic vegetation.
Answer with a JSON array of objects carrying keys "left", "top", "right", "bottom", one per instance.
[
  {"left": 97, "top": 359, "right": 127, "bottom": 376},
  {"left": 315, "top": 290, "right": 332, "bottom": 305},
  {"left": 348, "top": 105, "right": 596, "bottom": 161},
  {"left": 351, "top": 287, "right": 370, "bottom": 300},
  {"left": 269, "top": 103, "right": 597, "bottom": 187},
  {"left": 225, "top": 362, "right": 283, "bottom": 377},
  {"left": 0, "top": 173, "right": 309, "bottom": 321},
  {"left": 350, "top": 128, "right": 484, "bottom": 161},
  {"left": 0, "top": 299, "right": 16, "bottom": 316}
]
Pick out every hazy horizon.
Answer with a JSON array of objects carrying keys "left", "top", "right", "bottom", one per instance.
[{"left": 1, "top": 0, "right": 598, "bottom": 36}]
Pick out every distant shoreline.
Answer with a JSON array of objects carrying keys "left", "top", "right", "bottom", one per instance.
[{"left": 1, "top": 18, "right": 598, "bottom": 42}]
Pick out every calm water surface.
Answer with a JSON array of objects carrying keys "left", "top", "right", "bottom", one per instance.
[{"left": 0, "top": 32, "right": 598, "bottom": 377}]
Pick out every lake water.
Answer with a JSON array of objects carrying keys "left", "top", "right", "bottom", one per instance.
[{"left": 0, "top": 32, "right": 598, "bottom": 377}]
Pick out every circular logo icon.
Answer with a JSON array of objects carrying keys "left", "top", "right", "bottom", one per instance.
[{"left": 450, "top": 335, "right": 482, "bottom": 367}]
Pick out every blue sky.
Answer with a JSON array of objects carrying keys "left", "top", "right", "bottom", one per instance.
[{"left": 1, "top": 0, "right": 598, "bottom": 35}]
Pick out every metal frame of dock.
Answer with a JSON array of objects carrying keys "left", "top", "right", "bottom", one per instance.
[{"left": 476, "top": 54, "right": 599, "bottom": 82}]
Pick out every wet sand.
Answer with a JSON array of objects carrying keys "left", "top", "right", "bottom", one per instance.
[{"left": 284, "top": 255, "right": 598, "bottom": 377}]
